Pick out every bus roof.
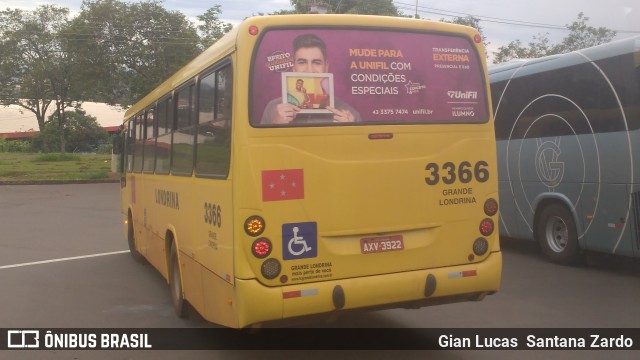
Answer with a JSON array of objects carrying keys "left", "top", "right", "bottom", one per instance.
[{"left": 488, "top": 35, "right": 640, "bottom": 79}]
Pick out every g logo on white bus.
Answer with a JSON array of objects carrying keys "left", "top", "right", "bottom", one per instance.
[{"left": 535, "top": 137, "right": 564, "bottom": 191}]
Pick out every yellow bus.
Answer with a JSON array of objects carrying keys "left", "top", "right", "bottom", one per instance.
[{"left": 117, "top": 14, "right": 501, "bottom": 328}]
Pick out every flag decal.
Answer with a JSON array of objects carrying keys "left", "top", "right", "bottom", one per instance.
[{"left": 262, "top": 169, "right": 304, "bottom": 201}]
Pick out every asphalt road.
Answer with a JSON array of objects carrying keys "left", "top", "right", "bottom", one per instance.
[{"left": 1, "top": 183, "right": 639, "bottom": 359}]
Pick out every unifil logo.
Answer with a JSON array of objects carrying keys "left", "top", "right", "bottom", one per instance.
[{"left": 447, "top": 91, "right": 478, "bottom": 99}]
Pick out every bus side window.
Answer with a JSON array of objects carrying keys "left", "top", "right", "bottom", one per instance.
[
  {"left": 143, "top": 107, "right": 156, "bottom": 173},
  {"left": 196, "top": 65, "right": 233, "bottom": 177},
  {"left": 156, "top": 97, "right": 172, "bottom": 174},
  {"left": 127, "top": 121, "right": 134, "bottom": 173},
  {"left": 172, "top": 84, "right": 196, "bottom": 176},
  {"left": 132, "top": 114, "right": 144, "bottom": 173}
]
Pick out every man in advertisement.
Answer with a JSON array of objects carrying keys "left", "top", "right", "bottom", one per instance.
[{"left": 260, "top": 33, "right": 361, "bottom": 124}]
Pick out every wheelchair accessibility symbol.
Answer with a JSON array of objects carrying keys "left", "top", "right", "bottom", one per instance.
[{"left": 282, "top": 222, "right": 317, "bottom": 260}]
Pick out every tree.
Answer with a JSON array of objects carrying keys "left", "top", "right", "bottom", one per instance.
[
  {"left": 492, "top": 12, "right": 616, "bottom": 64},
  {"left": 66, "top": 0, "right": 201, "bottom": 106},
  {"left": 442, "top": 16, "right": 490, "bottom": 56},
  {"left": 32, "top": 109, "right": 109, "bottom": 153},
  {"left": 0, "top": 6, "right": 73, "bottom": 132},
  {"left": 340, "top": 0, "right": 401, "bottom": 16},
  {"left": 286, "top": 0, "right": 402, "bottom": 16},
  {"left": 197, "top": 5, "right": 234, "bottom": 49},
  {"left": 0, "top": 0, "right": 236, "bottom": 153},
  {"left": 555, "top": 12, "right": 617, "bottom": 53},
  {"left": 492, "top": 33, "right": 555, "bottom": 64}
]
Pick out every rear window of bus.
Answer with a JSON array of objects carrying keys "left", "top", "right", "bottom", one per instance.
[{"left": 251, "top": 28, "right": 489, "bottom": 126}]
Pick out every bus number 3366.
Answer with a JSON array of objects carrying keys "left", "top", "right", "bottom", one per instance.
[
  {"left": 424, "top": 160, "right": 490, "bottom": 185},
  {"left": 204, "top": 203, "right": 222, "bottom": 228}
]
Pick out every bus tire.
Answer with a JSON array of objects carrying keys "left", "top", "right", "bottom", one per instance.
[
  {"left": 127, "top": 215, "right": 146, "bottom": 264},
  {"left": 169, "top": 242, "right": 188, "bottom": 318},
  {"left": 535, "top": 203, "right": 580, "bottom": 265}
]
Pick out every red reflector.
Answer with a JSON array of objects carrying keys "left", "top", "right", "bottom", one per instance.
[
  {"left": 368, "top": 133, "right": 394, "bottom": 140},
  {"left": 283, "top": 288, "right": 319, "bottom": 299},
  {"left": 449, "top": 270, "right": 478, "bottom": 278},
  {"left": 283, "top": 290, "right": 302, "bottom": 299},
  {"left": 462, "top": 270, "right": 477, "bottom": 277},
  {"left": 474, "top": 34, "right": 482, "bottom": 43},
  {"left": 249, "top": 25, "right": 259, "bottom": 36}
]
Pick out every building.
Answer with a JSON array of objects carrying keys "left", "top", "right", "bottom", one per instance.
[{"left": 0, "top": 102, "right": 125, "bottom": 140}]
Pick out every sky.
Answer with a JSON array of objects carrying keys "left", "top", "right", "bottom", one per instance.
[{"left": 1, "top": 0, "right": 638, "bottom": 56}]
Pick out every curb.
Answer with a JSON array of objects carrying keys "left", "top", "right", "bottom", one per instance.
[{"left": 0, "top": 179, "right": 120, "bottom": 186}]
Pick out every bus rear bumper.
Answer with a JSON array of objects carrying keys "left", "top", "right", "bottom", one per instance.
[{"left": 234, "top": 251, "right": 501, "bottom": 327}]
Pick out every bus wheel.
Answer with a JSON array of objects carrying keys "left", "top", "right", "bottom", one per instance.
[
  {"left": 535, "top": 204, "right": 580, "bottom": 265},
  {"left": 127, "top": 216, "right": 145, "bottom": 264},
  {"left": 169, "top": 243, "right": 188, "bottom": 318}
]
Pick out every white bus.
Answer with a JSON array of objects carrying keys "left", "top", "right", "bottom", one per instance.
[{"left": 490, "top": 36, "right": 640, "bottom": 264}]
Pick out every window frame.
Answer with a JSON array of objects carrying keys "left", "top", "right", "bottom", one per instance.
[
  {"left": 194, "top": 59, "right": 234, "bottom": 179},
  {"left": 170, "top": 80, "right": 197, "bottom": 177}
]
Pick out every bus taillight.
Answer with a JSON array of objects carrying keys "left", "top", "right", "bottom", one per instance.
[
  {"left": 473, "top": 237, "right": 489, "bottom": 256},
  {"left": 252, "top": 238, "right": 272, "bottom": 258},
  {"left": 479, "top": 218, "right": 494, "bottom": 236},
  {"left": 245, "top": 215, "right": 265, "bottom": 237},
  {"left": 249, "top": 25, "right": 259, "bottom": 36},
  {"left": 261, "top": 258, "right": 281, "bottom": 279},
  {"left": 484, "top": 198, "right": 498, "bottom": 216}
]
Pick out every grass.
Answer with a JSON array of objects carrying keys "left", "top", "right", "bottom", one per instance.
[{"left": 0, "top": 153, "right": 113, "bottom": 182}]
